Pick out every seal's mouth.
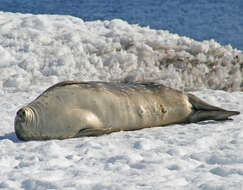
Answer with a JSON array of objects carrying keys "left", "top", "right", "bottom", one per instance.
[{"left": 14, "top": 106, "right": 36, "bottom": 140}]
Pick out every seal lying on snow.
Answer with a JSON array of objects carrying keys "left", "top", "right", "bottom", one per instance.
[{"left": 15, "top": 81, "right": 240, "bottom": 141}]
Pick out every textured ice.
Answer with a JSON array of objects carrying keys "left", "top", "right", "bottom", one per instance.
[{"left": 0, "top": 12, "right": 243, "bottom": 189}]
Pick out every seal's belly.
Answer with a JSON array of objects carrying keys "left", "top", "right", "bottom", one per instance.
[
  {"left": 50, "top": 83, "right": 191, "bottom": 133},
  {"left": 72, "top": 88, "right": 164, "bottom": 131},
  {"left": 56, "top": 86, "right": 164, "bottom": 130}
]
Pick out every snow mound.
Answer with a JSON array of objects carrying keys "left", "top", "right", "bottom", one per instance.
[{"left": 0, "top": 12, "right": 242, "bottom": 93}]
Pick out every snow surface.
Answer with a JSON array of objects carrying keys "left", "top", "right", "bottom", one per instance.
[{"left": 0, "top": 12, "right": 243, "bottom": 189}]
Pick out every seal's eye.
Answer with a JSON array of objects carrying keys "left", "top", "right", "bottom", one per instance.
[{"left": 17, "top": 109, "right": 26, "bottom": 121}]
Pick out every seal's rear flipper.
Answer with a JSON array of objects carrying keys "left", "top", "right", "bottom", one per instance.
[{"left": 187, "top": 94, "right": 240, "bottom": 123}]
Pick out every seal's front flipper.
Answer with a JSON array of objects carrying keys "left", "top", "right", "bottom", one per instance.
[
  {"left": 69, "top": 108, "right": 105, "bottom": 137},
  {"left": 187, "top": 94, "right": 240, "bottom": 123},
  {"left": 75, "top": 128, "right": 110, "bottom": 137}
]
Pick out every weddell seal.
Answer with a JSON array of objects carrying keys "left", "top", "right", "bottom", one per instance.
[{"left": 14, "top": 81, "right": 240, "bottom": 140}]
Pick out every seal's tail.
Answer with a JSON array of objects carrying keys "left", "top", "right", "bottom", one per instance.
[{"left": 187, "top": 94, "right": 240, "bottom": 123}]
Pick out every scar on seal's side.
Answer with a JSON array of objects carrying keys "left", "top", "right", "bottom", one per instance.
[{"left": 15, "top": 81, "right": 240, "bottom": 141}]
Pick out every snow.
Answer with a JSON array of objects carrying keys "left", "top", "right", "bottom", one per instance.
[{"left": 0, "top": 11, "right": 243, "bottom": 189}]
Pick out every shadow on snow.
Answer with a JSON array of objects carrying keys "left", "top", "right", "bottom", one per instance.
[{"left": 0, "top": 132, "right": 22, "bottom": 143}]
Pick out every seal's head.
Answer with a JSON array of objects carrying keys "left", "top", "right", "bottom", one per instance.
[{"left": 14, "top": 106, "right": 40, "bottom": 141}]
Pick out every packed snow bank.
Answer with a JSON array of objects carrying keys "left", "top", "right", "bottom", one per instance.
[{"left": 0, "top": 11, "right": 242, "bottom": 93}]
